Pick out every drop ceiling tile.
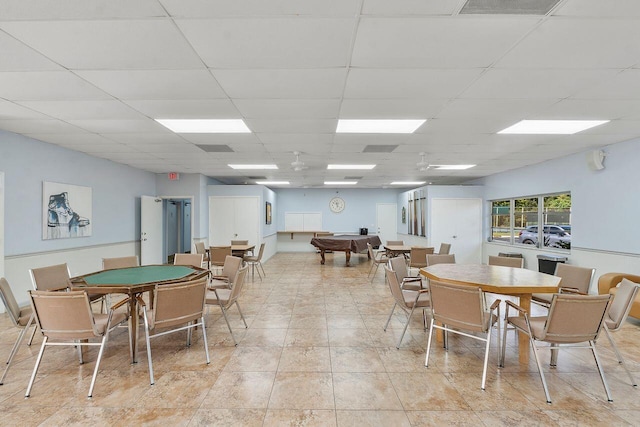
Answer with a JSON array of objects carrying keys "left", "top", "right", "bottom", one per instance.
[
  {"left": 0, "top": 20, "right": 203, "bottom": 70},
  {"left": 416, "top": 118, "right": 510, "bottom": 134},
  {"left": 102, "top": 132, "right": 188, "bottom": 145},
  {"left": 497, "top": 18, "right": 640, "bottom": 69},
  {"left": 460, "top": 69, "right": 619, "bottom": 99},
  {"left": 60, "top": 142, "right": 140, "bottom": 154},
  {"left": 17, "top": 100, "right": 145, "bottom": 120},
  {"left": 436, "top": 99, "right": 558, "bottom": 120},
  {"left": 258, "top": 133, "right": 334, "bottom": 150},
  {"left": 352, "top": 17, "right": 538, "bottom": 68},
  {"left": 124, "top": 100, "right": 240, "bottom": 119},
  {"left": 344, "top": 69, "right": 483, "bottom": 99},
  {"left": 76, "top": 70, "right": 226, "bottom": 100},
  {"left": 234, "top": 99, "right": 340, "bottom": 119},
  {"left": 0, "top": 100, "right": 49, "bottom": 119},
  {"left": 537, "top": 99, "right": 640, "bottom": 121},
  {"left": 554, "top": 0, "right": 640, "bottom": 17},
  {"left": 571, "top": 69, "right": 640, "bottom": 100},
  {"left": 179, "top": 133, "right": 261, "bottom": 144},
  {"left": 0, "top": 119, "right": 85, "bottom": 134},
  {"left": 340, "top": 99, "right": 446, "bottom": 118},
  {"left": 0, "top": 31, "right": 61, "bottom": 71},
  {"left": 132, "top": 142, "right": 203, "bottom": 153},
  {"left": 176, "top": 18, "right": 354, "bottom": 68},
  {"left": 24, "top": 133, "right": 116, "bottom": 146},
  {"left": 362, "top": 0, "right": 461, "bottom": 15},
  {"left": 0, "top": 71, "right": 111, "bottom": 101},
  {"left": 244, "top": 119, "right": 335, "bottom": 133},
  {"left": 69, "top": 119, "right": 167, "bottom": 133},
  {"left": 160, "top": 0, "right": 359, "bottom": 17},
  {"left": 211, "top": 69, "right": 347, "bottom": 99},
  {"left": 0, "top": 0, "right": 168, "bottom": 19}
]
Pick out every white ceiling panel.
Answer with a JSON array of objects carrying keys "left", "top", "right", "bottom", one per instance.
[
  {"left": 571, "top": 70, "right": 640, "bottom": 100},
  {"left": 0, "top": 119, "right": 84, "bottom": 134},
  {"left": 160, "top": 0, "right": 360, "bottom": 17},
  {"left": 344, "top": 69, "right": 483, "bottom": 99},
  {"left": 24, "top": 133, "right": 117, "bottom": 146},
  {"left": 497, "top": 19, "right": 640, "bottom": 69},
  {"left": 176, "top": 18, "right": 355, "bottom": 68},
  {"left": 0, "top": 100, "right": 49, "bottom": 119},
  {"left": 352, "top": 17, "right": 539, "bottom": 68},
  {"left": 75, "top": 70, "right": 227, "bottom": 100},
  {"left": 17, "top": 100, "right": 145, "bottom": 120},
  {"left": 258, "top": 133, "right": 334, "bottom": 147},
  {"left": 437, "top": 99, "right": 557, "bottom": 120},
  {"left": 124, "top": 100, "right": 241, "bottom": 119},
  {"left": 179, "top": 133, "right": 261, "bottom": 145},
  {"left": 537, "top": 99, "right": 640, "bottom": 121},
  {"left": 0, "top": 0, "right": 168, "bottom": 20},
  {"left": 554, "top": 0, "right": 640, "bottom": 18},
  {"left": 101, "top": 132, "right": 188, "bottom": 145},
  {"left": 234, "top": 99, "right": 340, "bottom": 119},
  {"left": 211, "top": 69, "right": 347, "bottom": 99},
  {"left": 460, "top": 69, "right": 619, "bottom": 100},
  {"left": 362, "top": 0, "right": 461, "bottom": 15},
  {"left": 0, "top": 71, "right": 111, "bottom": 101},
  {"left": 0, "top": 31, "right": 61, "bottom": 71},
  {"left": 0, "top": 20, "right": 203, "bottom": 70},
  {"left": 69, "top": 119, "right": 167, "bottom": 133},
  {"left": 340, "top": 99, "right": 446, "bottom": 118},
  {"left": 247, "top": 119, "right": 336, "bottom": 134}
]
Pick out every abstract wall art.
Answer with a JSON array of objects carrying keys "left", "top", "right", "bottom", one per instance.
[{"left": 42, "top": 181, "right": 92, "bottom": 240}]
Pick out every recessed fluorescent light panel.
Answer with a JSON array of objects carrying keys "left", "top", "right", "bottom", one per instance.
[
  {"left": 336, "top": 119, "right": 425, "bottom": 134},
  {"left": 390, "top": 181, "right": 426, "bottom": 185},
  {"left": 327, "top": 164, "right": 376, "bottom": 170},
  {"left": 228, "top": 164, "right": 278, "bottom": 170},
  {"left": 324, "top": 181, "right": 357, "bottom": 185},
  {"left": 256, "top": 181, "right": 289, "bottom": 185},
  {"left": 431, "top": 165, "right": 475, "bottom": 170},
  {"left": 498, "top": 120, "right": 609, "bottom": 135},
  {"left": 156, "top": 119, "right": 251, "bottom": 133}
]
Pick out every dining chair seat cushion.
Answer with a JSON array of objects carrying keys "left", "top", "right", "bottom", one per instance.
[
  {"left": 532, "top": 293, "right": 553, "bottom": 304},
  {"left": 17, "top": 306, "right": 33, "bottom": 327},
  {"left": 243, "top": 255, "right": 258, "bottom": 262},
  {"left": 402, "top": 290, "right": 431, "bottom": 308},
  {"left": 209, "top": 278, "right": 231, "bottom": 289},
  {"left": 94, "top": 311, "right": 128, "bottom": 335},
  {"left": 507, "top": 315, "right": 555, "bottom": 342},
  {"left": 206, "top": 288, "right": 231, "bottom": 305}
]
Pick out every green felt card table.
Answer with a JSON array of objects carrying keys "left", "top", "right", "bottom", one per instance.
[{"left": 71, "top": 265, "right": 209, "bottom": 363}]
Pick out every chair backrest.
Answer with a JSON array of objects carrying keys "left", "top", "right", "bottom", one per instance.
[
  {"left": 221, "top": 255, "right": 243, "bottom": 282},
  {"left": 543, "top": 293, "right": 611, "bottom": 343},
  {"left": 554, "top": 263, "right": 595, "bottom": 294},
  {"left": 29, "top": 290, "right": 99, "bottom": 340},
  {"left": 606, "top": 278, "right": 640, "bottom": 331},
  {"left": 389, "top": 256, "right": 410, "bottom": 283},
  {"left": 367, "top": 243, "right": 375, "bottom": 259},
  {"left": 386, "top": 240, "right": 404, "bottom": 246},
  {"left": 226, "top": 266, "right": 249, "bottom": 307},
  {"left": 0, "top": 277, "right": 24, "bottom": 327},
  {"left": 438, "top": 243, "right": 452, "bottom": 255},
  {"left": 29, "top": 263, "right": 71, "bottom": 291},
  {"left": 384, "top": 265, "right": 407, "bottom": 307},
  {"left": 194, "top": 242, "right": 206, "bottom": 255},
  {"left": 152, "top": 277, "right": 208, "bottom": 330},
  {"left": 488, "top": 255, "right": 524, "bottom": 268},
  {"left": 409, "top": 247, "right": 434, "bottom": 268},
  {"left": 103, "top": 256, "right": 139, "bottom": 270},
  {"left": 210, "top": 246, "right": 232, "bottom": 266},
  {"left": 428, "top": 279, "right": 488, "bottom": 333},
  {"left": 255, "top": 242, "right": 266, "bottom": 261},
  {"left": 426, "top": 254, "right": 456, "bottom": 266},
  {"left": 231, "top": 240, "right": 248, "bottom": 245},
  {"left": 173, "top": 253, "right": 204, "bottom": 268}
]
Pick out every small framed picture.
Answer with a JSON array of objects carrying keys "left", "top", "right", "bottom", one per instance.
[{"left": 265, "top": 202, "right": 272, "bottom": 225}]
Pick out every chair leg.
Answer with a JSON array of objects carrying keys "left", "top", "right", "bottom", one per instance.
[
  {"left": 25, "top": 337, "right": 48, "bottom": 397},
  {"left": 383, "top": 303, "right": 397, "bottom": 331},
  {"left": 27, "top": 323, "right": 38, "bottom": 346},
  {"left": 550, "top": 343, "right": 559, "bottom": 367},
  {"left": 590, "top": 340, "right": 613, "bottom": 402},
  {"left": 500, "top": 319, "right": 508, "bottom": 368},
  {"left": 604, "top": 328, "right": 637, "bottom": 386},
  {"left": 199, "top": 316, "right": 210, "bottom": 365},
  {"left": 219, "top": 305, "right": 238, "bottom": 346},
  {"left": 531, "top": 342, "right": 552, "bottom": 404},
  {"left": 88, "top": 336, "right": 108, "bottom": 398},
  {"left": 235, "top": 302, "right": 248, "bottom": 328},
  {"left": 481, "top": 330, "right": 491, "bottom": 390},
  {"left": 0, "top": 319, "right": 34, "bottom": 385},
  {"left": 141, "top": 307, "right": 154, "bottom": 385},
  {"left": 258, "top": 261, "right": 266, "bottom": 277},
  {"left": 396, "top": 306, "right": 415, "bottom": 349},
  {"left": 425, "top": 318, "right": 435, "bottom": 367}
]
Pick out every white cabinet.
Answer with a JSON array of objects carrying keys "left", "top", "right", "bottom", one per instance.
[{"left": 209, "top": 196, "right": 259, "bottom": 246}]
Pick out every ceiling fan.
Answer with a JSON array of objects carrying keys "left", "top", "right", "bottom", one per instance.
[
  {"left": 417, "top": 152, "right": 431, "bottom": 172},
  {"left": 291, "top": 151, "right": 308, "bottom": 172}
]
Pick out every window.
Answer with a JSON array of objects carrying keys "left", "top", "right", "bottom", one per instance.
[{"left": 490, "top": 192, "right": 571, "bottom": 250}]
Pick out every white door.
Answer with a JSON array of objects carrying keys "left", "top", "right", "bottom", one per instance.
[
  {"left": 141, "top": 196, "right": 163, "bottom": 265},
  {"left": 209, "top": 196, "right": 259, "bottom": 246},
  {"left": 431, "top": 198, "right": 482, "bottom": 264},
  {"left": 376, "top": 203, "right": 397, "bottom": 245}
]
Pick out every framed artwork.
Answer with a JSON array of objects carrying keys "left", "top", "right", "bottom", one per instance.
[
  {"left": 401, "top": 206, "right": 406, "bottom": 224},
  {"left": 43, "top": 181, "right": 92, "bottom": 240},
  {"left": 265, "top": 201, "right": 272, "bottom": 225}
]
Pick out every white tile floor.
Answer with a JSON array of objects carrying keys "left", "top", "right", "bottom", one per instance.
[{"left": 0, "top": 252, "right": 639, "bottom": 426}]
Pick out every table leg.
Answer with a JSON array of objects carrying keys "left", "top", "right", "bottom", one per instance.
[
  {"left": 518, "top": 295, "right": 531, "bottom": 364},
  {"left": 319, "top": 250, "right": 326, "bottom": 265},
  {"left": 128, "top": 296, "right": 138, "bottom": 364},
  {"left": 345, "top": 250, "right": 351, "bottom": 266}
]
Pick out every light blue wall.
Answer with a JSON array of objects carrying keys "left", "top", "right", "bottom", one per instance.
[
  {"left": 275, "top": 188, "right": 399, "bottom": 233},
  {"left": 0, "top": 131, "right": 156, "bottom": 256},
  {"left": 475, "top": 138, "right": 640, "bottom": 254}
]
